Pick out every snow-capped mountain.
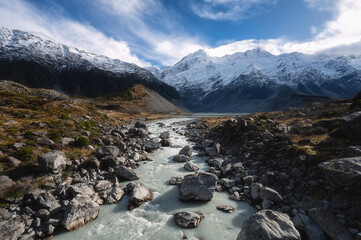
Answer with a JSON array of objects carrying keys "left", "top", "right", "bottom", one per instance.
[
  {"left": 0, "top": 27, "right": 180, "bottom": 101},
  {"left": 149, "top": 48, "right": 361, "bottom": 112}
]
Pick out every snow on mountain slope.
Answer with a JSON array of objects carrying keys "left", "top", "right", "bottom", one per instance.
[
  {"left": 149, "top": 48, "right": 361, "bottom": 112},
  {"left": 0, "top": 27, "right": 180, "bottom": 101}
]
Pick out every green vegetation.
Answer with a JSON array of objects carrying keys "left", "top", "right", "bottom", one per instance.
[
  {"left": 24, "top": 130, "right": 34, "bottom": 140},
  {"left": 259, "top": 113, "right": 269, "bottom": 120},
  {"left": 78, "top": 121, "right": 92, "bottom": 131},
  {"left": 66, "top": 150, "right": 83, "bottom": 160},
  {"left": 1, "top": 185, "right": 23, "bottom": 199},
  {"left": 14, "top": 147, "right": 33, "bottom": 161},
  {"left": 47, "top": 129, "right": 61, "bottom": 142},
  {"left": 60, "top": 113, "right": 71, "bottom": 120},
  {"left": 73, "top": 136, "right": 89, "bottom": 147}
]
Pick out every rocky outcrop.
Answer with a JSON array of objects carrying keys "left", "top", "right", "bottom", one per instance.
[
  {"left": 179, "top": 172, "right": 217, "bottom": 201},
  {"left": 259, "top": 186, "right": 283, "bottom": 203},
  {"left": 174, "top": 211, "right": 204, "bottom": 229},
  {"left": 237, "top": 210, "right": 301, "bottom": 240},
  {"left": 95, "top": 146, "right": 120, "bottom": 159},
  {"left": 115, "top": 166, "right": 139, "bottom": 180},
  {"left": 308, "top": 208, "right": 353, "bottom": 240},
  {"left": 62, "top": 194, "right": 100, "bottom": 231},
  {"left": 340, "top": 111, "right": 361, "bottom": 141},
  {"left": 292, "top": 213, "right": 326, "bottom": 240},
  {"left": 0, "top": 216, "right": 25, "bottom": 240},
  {"left": 127, "top": 183, "right": 153, "bottom": 210},
  {"left": 37, "top": 150, "right": 67, "bottom": 173},
  {"left": 319, "top": 157, "right": 361, "bottom": 190}
]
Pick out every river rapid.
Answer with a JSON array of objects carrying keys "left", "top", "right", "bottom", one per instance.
[{"left": 54, "top": 117, "right": 255, "bottom": 240}]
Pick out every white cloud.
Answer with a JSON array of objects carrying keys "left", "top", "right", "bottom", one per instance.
[
  {"left": 0, "top": 0, "right": 149, "bottom": 66},
  {"left": 205, "top": 0, "right": 361, "bottom": 57},
  {"left": 190, "top": 0, "right": 278, "bottom": 21}
]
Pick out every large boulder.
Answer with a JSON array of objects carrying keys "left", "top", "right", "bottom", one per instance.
[
  {"left": 144, "top": 138, "right": 161, "bottom": 152},
  {"left": 292, "top": 214, "right": 326, "bottom": 240},
  {"left": 115, "top": 166, "right": 139, "bottom": 180},
  {"left": 36, "top": 192, "right": 61, "bottom": 212},
  {"left": 79, "top": 158, "right": 100, "bottom": 170},
  {"left": 318, "top": 157, "right": 361, "bottom": 190},
  {"left": 184, "top": 162, "right": 199, "bottom": 171},
  {"left": 0, "top": 175, "right": 15, "bottom": 192},
  {"left": 62, "top": 194, "right": 100, "bottom": 231},
  {"left": 179, "top": 146, "right": 192, "bottom": 157},
  {"left": 95, "top": 146, "right": 119, "bottom": 159},
  {"left": 308, "top": 208, "right": 353, "bottom": 240},
  {"left": 260, "top": 187, "right": 283, "bottom": 203},
  {"left": 94, "top": 180, "right": 112, "bottom": 192},
  {"left": 38, "top": 151, "right": 67, "bottom": 173},
  {"left": 127, "top": 183, "right": 153, "bottom": 210},
  {"left": 340, "top": 111, "right": 361, "bottom": 140},
  {"left": 237, "top": 210, "right": 301, "bottom": 240},
  {"left": 179, "top": 172, "right": 217, "bottom": 201},
  {"left": 173, "top": 154, "right": 190, "bottom": 162},
  {"left": 0, "top": 216, "right": 25, "bottom": 240},
  {"left": 105, "top": 187, "right": 125, "bottom": 204},
  {"left": 174, "top": 211, "right": 204, "bottom": 229},
  {"left": 69, "top": 184, "right": 95, "bottom": 197}
]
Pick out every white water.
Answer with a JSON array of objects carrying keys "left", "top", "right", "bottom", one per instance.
[{"left": 54, "top": 117, "right": 255, "bottom": 240}]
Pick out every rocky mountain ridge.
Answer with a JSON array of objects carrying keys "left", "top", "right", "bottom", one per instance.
[{"left": 149, "top": 48, "right": 361, "bottom": 112}]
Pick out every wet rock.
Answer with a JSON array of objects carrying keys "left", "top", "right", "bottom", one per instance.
[
  {"left": 179, "top": 172, "right": 218, "bottom": 201},
  {"left": 184, "top": 162, "right": 199, "bottom": 171},
  {"left": 319, "top": 157, "right": 361, "bottom": 190},
  {"left": 62, "top": 194, "right": 100, "bottom": 231},
  {"left": 95, "top": 146, "right": 119, "bottom": 159},
  {"left": 94, "top": 180, "right": 112, "bottom": 192},
  {"left": 237, "top": 210, "right": 301, "bottom": 240},
  {"left": 0, "top": 217, "right": 25, "bottom": 240},
  {"left": 173, "top": 154, "right": 190, "bottom": 162},
  {"left": 308, "top": 208, "right": 353, "bottom": 240},
  {"left": 161, "top": 139, "right": 171, "bottom": 147},
  {"left": 292, "top": 213, "right": 326, "bottom": 240},
  {"left": 169, "top": 176, "right": 183, "bottom": 185},
  {"left": 127, "top": 183, "right": 153, "bottom": 210},
  {"left": 0, "top": 175, "right": 15, "bottom": 192},
  {"left": 38, "top": 150, "right": 67, "bottom": 174},
  {"left": 174, "top": 211, "right": 204, "bottom": 229},
  {"left": 260, "top": 186, "right": 283, "bottom": 203},
  {"left": 216, "top": 205, "right": 235, "bottom": 213},
  {"left": 105, "top": 187, "right": 125, "bottom": 204},
  {"left": 144, "top": 138, "right": 161, "bottom": 152},
  {"left": 134, "top": 121, "right": 147, "bottom": 129},
  {"left": 179, "top": 146, "right": 192, "bottom": 157},
  {"left": 159, "top": 131, "right": 170, "bottom": 139},
  {"left": 115, "top": 166, "right": 139, "bottom": 180}
]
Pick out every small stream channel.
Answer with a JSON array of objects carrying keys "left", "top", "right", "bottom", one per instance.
[{"left": 54, "top": 117, "right": 255, "bottom": 240}]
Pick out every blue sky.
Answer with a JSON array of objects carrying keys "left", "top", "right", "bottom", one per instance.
[{"left": 0, "top": 0, "right": 360, "bottom": 66}]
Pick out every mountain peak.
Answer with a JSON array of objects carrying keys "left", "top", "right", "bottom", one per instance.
[{"left": 244, "top": 48, "right": 272, "bottom": 57}]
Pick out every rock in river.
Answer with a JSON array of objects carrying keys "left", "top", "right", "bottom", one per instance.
[
  {"left": 173, "top": 154, "right": 190, "bottom": 162},
  {"left": 127, "top": 183, "right": 153, "bottom": 210},
  {"left": 63, "top": 194, "right": 100, "bottom": 231},
  {"left": 115, "top": 166, "right": 139, "bottom": 180},
  {"left": 179, "top": 145, "right": 192, "bottom": 156},
  {"left": 174, "top": 211, "right": 204, "bottom": 229},
  {"left": 216, "top": 205, "right": 235, "bottom": 213},
  {"left": 237, "top": 210, "right": 301, "bottom": 240},
  {"left": 184, "top": 162, "right": 199, "bottom": 171},
  {"left": 179, "top": 172, "right": 217, "bottom": 201}
]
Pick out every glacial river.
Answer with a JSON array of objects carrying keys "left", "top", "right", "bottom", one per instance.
[{"left": 54, "top": 117, "right": 255, "bottom": 240}]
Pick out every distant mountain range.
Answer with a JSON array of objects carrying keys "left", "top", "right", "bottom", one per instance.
[
  {"left": 148, "top": 48, "right": 361, "bottom": 112},
  {"left": 0, "top": 27, "right": 180, "bottom": 102}
]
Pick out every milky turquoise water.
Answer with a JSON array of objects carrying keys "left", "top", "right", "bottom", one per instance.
[{"left": 54, "top": 117, "right": 255, "bottom": 240}]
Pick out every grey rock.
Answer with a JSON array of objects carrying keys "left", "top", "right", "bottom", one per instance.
[
  {"left": 35, "top": 209, "right": 51, "bottom": 220},
  {"left": 208, "top": 158, "right": 223, "bottom": 169},
  {"left": 184, "top": 162, "right": 199, "bottom": 171},
  {"left": 94, "top": 180, "right": 112, "bottom": 192},
  {"left": 69, "top": 184, "right": 95, "bottom": 197},
  {"left": 60, "top": 137, "right": 75, "bottom": 146},
  {"left": 179, "top": 172, "right": 218, "bottom": 201},
  {"left": 95, "top": 146, "right": 119, "bottom": 158},
  {"left": 319, "top": 157, "right": 361, "bottom": 189},
  {"left": 340, "top": 111, "right": 361, "bottom": 140},
  {"left": 79, "top": 158, "right": 100, "bottom": 170},
  {"left": 292, "top": 214, "right": 326, "bottom": 240},
  {"left": 308, "top": 208, "right": 353, "bottom": 240},
  {"left": 342, "top": 145, "right": 361, "bottom": 157},
  {"left": 0, "top": 175, "right": 15, "bottom": 192},
  {"left": 127, "top": 183, "right": 153, "bottom": 210},
  {"left": 174, "top": 211, "right": 204, "bottom": 229},
  {"left": 216, "top": 205, "right": 235, "bottom": 213},
  {"left": 115, "top": 166, "right": 139, "bottom": 180},
  {"left": 144, "top": 138, "right": 161, "bottom": 152},
  {"left": 62, "top": 194, "right": 100, "bottom": 231},
  {"left": 0, "top": 217, "right": 25, "bottom": 240},
  {"left": 105, "top": 187, "right": 125, "bottom": 204},
  {"left": 134, "top": 121, "right": 147, "bottom": 129},
  {"left": 36, "top": 137, "right": 55, "bottom": 146},
  {"left": 237, "top": 210, "right": 301, "bottom": 240},
  {"left": 179, "top": 146, "right": 192, "bottom": 156},
  {"left": 260, "top": 186, "right": 283, "bottom": 203},
  {"left": 159, "top": 131, "right": 170, "bottom": 139},
  {"left": 38, "top": 150, "right": 67, "bottom": 174},
  {"left": 262, "top": 199, "right": 273, "bottom": 209},
  {"left": 173, "top": 154, "right": 190, "bottom": 162},
  {"left": 5, "top": 156, "right": 21, "bottom": 167},
  {"left": 36, "top": 192, "right": 61, "bottom": 212},
  {"left": 169, "top": 176, "right": 183, "bottom": 185},
  {"left": 13, "top": 142, "right": 25, "bottom": 150}
]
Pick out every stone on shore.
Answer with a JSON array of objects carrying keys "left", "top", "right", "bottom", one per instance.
[
  {"left": 260, "top": 186, "right": 283, "bottom": 203},
  {"left": 237, "top": 210, "right": 301, "bottom": 240},
  {"left": 179, "top": 172, "right": 217, "bottom": 201},
  {"left": 38, "top": 150, "right": 67, "bottom": 174},
  {"left": 115, "top": 166, "right": 139, "bottom": 180}
]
